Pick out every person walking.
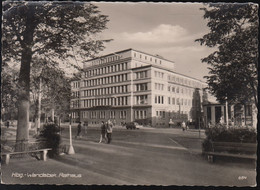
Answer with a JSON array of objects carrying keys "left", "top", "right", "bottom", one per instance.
[
  {"left": 75, "top": 121, "right": 82, "bottom": 139},
  {"left": 181, "top": 121, "right": 186, "bottom": 131},
  {"left": 106, "top": 119, "right": 113, "bottom": 144},
  {"left": 99, "top": 121, "right": 107, "bottom": 143}
]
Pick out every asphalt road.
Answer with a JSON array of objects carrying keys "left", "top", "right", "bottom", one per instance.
[{"left": 1, "top": 126, "right": 256, "bottom": 186}]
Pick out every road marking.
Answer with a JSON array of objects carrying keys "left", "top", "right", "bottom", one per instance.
[
  {"left": 169, "top": 137, "right": 183, "bottom": 146},
  {"left": 115, "top": 140, "right": 188, "bottom": 151}
]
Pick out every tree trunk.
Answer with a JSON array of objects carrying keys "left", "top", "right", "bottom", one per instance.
[
  {"left": 16, "top": 11, "right": 37, "bottom": 151},
  {"left": 35, "top": 77, "right": 42, "bottom": 134},
  {"left": 51, "top": 108, "right": 55, "bottom": 122},
  {"left": 16, "top": 48, "right": 32, "bottom": 151}
]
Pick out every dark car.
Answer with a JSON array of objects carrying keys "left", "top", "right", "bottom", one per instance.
[{"left": 125, "top": 122, "right": 142, "bottom": 130}]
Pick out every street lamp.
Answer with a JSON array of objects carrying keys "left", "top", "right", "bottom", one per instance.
[
  {"left": 68, "top": 113, "right": 75, "bottom": 154},
  {"left": 225, "top": 96, "right": 229, "bottom": 128}
]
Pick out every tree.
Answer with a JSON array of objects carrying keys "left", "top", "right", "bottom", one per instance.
[
  {"left": 1, "top": 63, "right": 19, "bottom": 121},
  {"left": 30, "top": 59, "right": 71, "bottom": 132},
  {"left": 39, "top": 65, "right": 71, "bottom": 122},
  {"left": 196, "top": 3, "right": 258, "bottom": 107},
  {"left": 3, "top": 2, "right": 111, "bottom": 148}
]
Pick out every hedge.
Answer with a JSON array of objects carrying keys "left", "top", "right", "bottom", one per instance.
[{"left": 202, "top": 124, "right": 257, "bottom": 152}]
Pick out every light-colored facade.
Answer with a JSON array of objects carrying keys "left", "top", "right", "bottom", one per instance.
[{"left": 70, "top": 49, "right": 210, "bottom": 127}]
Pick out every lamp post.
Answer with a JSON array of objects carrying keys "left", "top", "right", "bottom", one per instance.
[
  {"left": 68, "top": 113, "right": 75, "bottom": 154},
  {"left": 225, "top": 96, "right": 229, "bottom": 128}
]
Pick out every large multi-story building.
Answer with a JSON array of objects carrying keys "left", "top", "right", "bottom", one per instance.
[{"left": 70, "top": 48, "right": 210, "bottom": 127}]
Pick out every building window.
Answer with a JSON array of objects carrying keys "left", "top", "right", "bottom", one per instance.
[
  {"left": 172, "top": 98, "right": 175, "bottom": 105},
  {"left": 134, "top": 110, "right": 147, "bottom": 119},
  {"left": 109, "top": 111, "right": 115, "bottom": 119},
  {"left": 91, "top": 111, "right": 97, "bottom": 119},
  {"left": 136, "top": 95, "right": 148, "bottom": 104},
  {"left": 168, "top": 97, "right": 171, "bottom": 104},
  {"left": 155, "top": 83, "right": 164, "bottom": 91},
  {"left": 120, "top": 111, "right": 127, "bottom": 119},
  {"left": 99, "top": 111, "right": 105, "bottom": 119},
  {"left": 245, "top": 105, "right": 252, "bottom": 116},
  {"left": 154, "top": 71, "right": 164, "bottom": 78},
  {"left": 136, "top": 71, "right": 148, "bottom": 79},
  {"left": 136, "top": 83, "right": 148, "bottom": 91}
]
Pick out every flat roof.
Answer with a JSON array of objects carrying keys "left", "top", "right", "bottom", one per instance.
[
  {"left": 131, "top": 64, "right": 206, "bottom": 84},
  {"left": 86, "top": 48, "right": 175, "bottom": 63}
]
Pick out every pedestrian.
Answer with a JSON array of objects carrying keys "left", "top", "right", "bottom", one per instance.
[
  {"left": 75, "top": 121, "right": 82, "bottom": 139},
  {"left": 186, "top": 121, "right": 189, "bottom": 130},
  {"left": 99, "top": 121, "right": 107, "bottom": 143},
  {"left": 106, "top": 119, "right": 113, "bottom": 144},
  {"left": 181, "top": 121, "right": 186, "bottom": 131},
  {"left": 6, "top": 120, "right": 10, "bottom": 128}
]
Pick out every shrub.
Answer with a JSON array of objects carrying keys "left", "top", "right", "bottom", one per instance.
[
  {"left": 202, "top": 124, "right": 257, "bottom": 152},
  {"left": 37, "top": 123, "right": 61, "bottom": 158}
]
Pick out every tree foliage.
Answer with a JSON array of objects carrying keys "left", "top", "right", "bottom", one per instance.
[
  {"left": 1, "top": 64, "right": 19, "bottom": 120},
  {"left": 196, "top": 3, "right": 258, "bottom": 106},
  {"left": 30, "top": 59, "right": 71, "bottom": 121},
  {"left": 2, "top": 1, "right": 111, "bottom": 144}
]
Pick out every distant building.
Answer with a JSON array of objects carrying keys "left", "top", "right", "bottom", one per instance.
[
  {"left": 203, "top": 102, "right": 256, "bottom": 128},
  {"left": 70, "top": 48, "right": 212, "bottom": 127}
]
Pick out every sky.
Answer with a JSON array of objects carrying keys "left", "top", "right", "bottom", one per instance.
[{"left": 93, "top": 2, "right": 216, "bottom": 82}]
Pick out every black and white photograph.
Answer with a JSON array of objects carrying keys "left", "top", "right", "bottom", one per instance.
[{"left": 1, "top": 1, "right": 258, "bottom": 186}]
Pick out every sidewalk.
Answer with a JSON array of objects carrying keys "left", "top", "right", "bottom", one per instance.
[{"left": 1, "top": 156, "right": 129, "bottom": 185}]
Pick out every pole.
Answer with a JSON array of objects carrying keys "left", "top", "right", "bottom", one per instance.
[
  {"left": 36, "top": 77, "right": 42, "bottom": 135},
  {"left": 199, "top": 117, "right": 201, "bottom": 139},
  {"left": 226, "top": 99, "right": 229, "bottom": 128},
  {"left": 68, "top": 113, "right": 75, "bottom": 154}
]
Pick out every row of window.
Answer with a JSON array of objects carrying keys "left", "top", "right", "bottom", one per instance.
[
  {"left": 154, "top": 71, "right": 164, "bottom": 78},
  {"left": 136, "top": 70, "right": 148, "bottom": 79},
  {"left": 81, "top": 96, "right": 128, "bottom": 108},
  {"left": 134, "top": 52, "right": 162, "bottom": 65},
  {"left": 85, "top": 62, "right": 128, "bottom": 78},
  {"left": 156, "top": 110, "right": 189, "bottom": 119},
  {"left": 90, "top": 55, "right": 121, "bottom": 66},
  {"left": 84, "top": 110, "right": 128, "bottom": 119},
  {"left": 168, "top": 74, "right": 204, "bottom": 88},
  {"left": 71, "top": 100, "right": 80, "bottom": 108},
  {"left": 168, "top": 85, "right": 194, "bottom": 95},
  {"left": 155, "top": 95, "right": 164, "bottom": 104},
  {"left": 72, "top": 81, "right": 80, "bottom": 89},
  {"left": 84, "top": 73, "right": 128, "bottom": 87},
  {"left": 155, "top": 95, "right": 193, "bottom": 106},
  {"left": 168, "top": 97, "right": 192, "bottom": 106},
  {"left": 136, "top": 83, "right": 148, "bottom": 91},
  {"left": 89, "top": 111, "right": 116, "bottom": 119},
  {"left": 136, "top": 95, "right": 148, "bottom": 105},
  {"left": 82, "top": 85, "right": 128, "bottom": 97},
  {"left": 156, "top": 111, "right": 166, "bottom": 118},
  {"left": 71, "top": 112, "right": 79, "bottom": 119},
  {"left": 134, "top": 110, "right": 147, "bottom": 119},
  {"left": 155, "top": 83, "right": 164, "bottom": 91},
  {"left": 72, "top": 91, "right": 80, "bottom": 98}
]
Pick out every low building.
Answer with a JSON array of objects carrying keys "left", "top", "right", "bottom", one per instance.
[
  {"left": 203, "top": 102, "right": 256, "bottom": 128},
  {"left": 70, "top": 48, "right": 212, "bottom": 127}
]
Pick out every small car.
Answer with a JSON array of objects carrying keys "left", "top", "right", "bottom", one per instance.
[{"left": 125, "top": 122, "right": 142, "bottom": 130}]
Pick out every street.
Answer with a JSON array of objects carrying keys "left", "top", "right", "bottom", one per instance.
[{"left": 1, "top": 126, "right": 256, "bottom": 186}]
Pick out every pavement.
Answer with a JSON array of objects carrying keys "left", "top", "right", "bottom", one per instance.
[{"left": 1, "top": 126, "right": 256, "bottom": 186}]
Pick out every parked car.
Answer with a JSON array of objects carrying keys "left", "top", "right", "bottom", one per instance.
[{"left": 125, "top": 122, "right": 142, "bottom": 130}]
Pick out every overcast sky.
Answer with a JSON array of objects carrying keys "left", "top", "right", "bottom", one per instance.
[{"left": 93, "top": 2, "right": 216, "bottom": 81}]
